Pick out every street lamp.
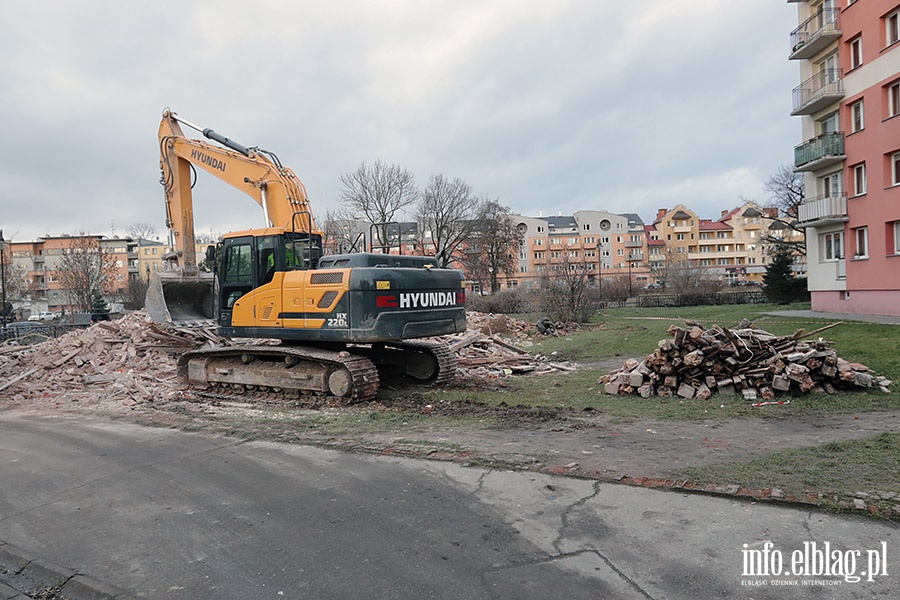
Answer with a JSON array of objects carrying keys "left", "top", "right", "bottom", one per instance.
[{"left": 595, "top": 242, "right": 603, "bottom": 296}]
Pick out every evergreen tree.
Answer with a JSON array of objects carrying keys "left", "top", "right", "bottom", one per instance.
[
  {"left": 90, "top": 290, "right": 111, "bottom": 321},
  {"left": 763, "top": 244, "right": 809, "bottom": 304}
]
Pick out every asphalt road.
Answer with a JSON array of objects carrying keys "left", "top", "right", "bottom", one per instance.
[{"left": 0, "top": 412, "right": 896, "bottom": 599}]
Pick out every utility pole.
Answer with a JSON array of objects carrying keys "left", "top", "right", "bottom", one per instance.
[{"left": 0, "top": 230, "right": 7, "bottom": 325}]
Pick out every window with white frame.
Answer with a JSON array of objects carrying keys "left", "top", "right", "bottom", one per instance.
[
  {"left": 887, "top": 10, "right": 900, "bottom": 46},
  {"left": 853, "top": 163, "right": 866, "bottom": 196},
  {"left": 854, "top": 227, "right": 868, "bottom": 259},
  {"left": 850, "top": 37, "right": 863, "bottom": 69},
  {"left": 851, "top": 100, "right": 864, "bottom": 132},
  {"left": 822, "top": 171, "right": 843, "bottom": 197},
  {"left": 893, "top": 221, "right": 900, "bottom": 254},
  {"left": 892, "top": 152, "right": 900, "bottom": 186},
  {"left": 889, "top": 81, "right": 900, "bottom": 117},
  {"left": 821, "top": 231, "right": 844, "bottom": 261}
]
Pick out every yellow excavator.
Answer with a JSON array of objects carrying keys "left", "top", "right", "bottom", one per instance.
[{"left": 147, "top": 109, "right": 466, "bottom": 402}]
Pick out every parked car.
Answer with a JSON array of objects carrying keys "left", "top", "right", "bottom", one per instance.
[{"left": 27, "top": 312, "right": 54, "bottom": 321}]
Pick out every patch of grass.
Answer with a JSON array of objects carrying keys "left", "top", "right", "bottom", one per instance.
[
  {"left": 676, "top": 433, "right": 900, "bottom": 514},
  {"left": 493, "top": 303, "right": 900, "bottom": 420}
]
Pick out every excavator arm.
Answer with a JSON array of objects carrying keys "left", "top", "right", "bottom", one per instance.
[{"left": 158, "top": 109, "right": 320, "bottom": 275}]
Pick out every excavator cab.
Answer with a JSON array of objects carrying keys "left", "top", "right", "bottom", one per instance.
[{"left": 217, "top": 230, "right": 323, "bottom": 327}]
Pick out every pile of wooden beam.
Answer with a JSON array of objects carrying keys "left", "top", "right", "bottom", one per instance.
[
  {"left": 436, "top": 329, "right": 575, "bottom": 377},
  {"left": 599, "top": 320, "right": 891, "bottom": 401}
]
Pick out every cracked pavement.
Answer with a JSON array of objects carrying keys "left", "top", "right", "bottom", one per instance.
[{"left": 0, "top": 413, "right": 896, "bottom": 599}]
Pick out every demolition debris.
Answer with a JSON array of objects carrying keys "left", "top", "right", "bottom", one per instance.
[
  {"left": 598, "top": 320, "right": 891, "bottom": 401},
  {"left": 0, "top": 311, "right": 573, "bottom": 407}
]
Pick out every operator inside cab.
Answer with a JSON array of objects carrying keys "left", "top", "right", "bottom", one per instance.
[{"left": 260, "top": 234, "right": 323, "bottom": 284}]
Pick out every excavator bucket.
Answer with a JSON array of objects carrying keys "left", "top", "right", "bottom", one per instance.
[{"left": 145, "top": 272, "right": 216, "bottom": 324}]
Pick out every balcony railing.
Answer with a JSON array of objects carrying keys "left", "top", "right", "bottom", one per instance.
[
  {"left": 789, "top": 9, "right": 841, "bottom": 60},
  {"left": 797, "top": 193, "right": 848, "bottom": 225},
  {"left": 794, "top": 132, "right": 845, "bottom": 171},
  {"left": 624, "top": 240, "right": 643, "bottom": 248},
  {"left": 792, "top": 69, "right": 843, "bottom": 115}
]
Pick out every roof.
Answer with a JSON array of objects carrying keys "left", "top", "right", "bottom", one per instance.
[
  {"left": 545, "top": 216, "right": 577, "bottom": 229},
  {"left": 620, "top": 213, "right": 644, "bottom": 226},
  {"left": 742, "top": 206, "right": 763, "bottom": 218},
  {"left": 671, "top": 210, "right": 692, "bottom": 220},
  {"left": 699, "top": 219, "right": 732, "bottom": 231}
]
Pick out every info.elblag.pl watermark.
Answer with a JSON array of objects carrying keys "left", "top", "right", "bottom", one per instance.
[{"left": 741, "top": 541, "right": 889, "bottom": 586}]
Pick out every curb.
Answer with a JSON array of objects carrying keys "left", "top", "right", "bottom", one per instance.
[
  {"left": 0, "top": 542, "right": 127, "bottom": 600},
  {"left": 345, "top": 439, "right": 900, "bottom": 521}
]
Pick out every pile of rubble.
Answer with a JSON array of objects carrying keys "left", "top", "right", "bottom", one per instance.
[
  {"left": 599, "top": 320, "right": 891, "bottom": 401},
  {"left": 0, "top": 311, "right": 573, "bottom": 407},
  {"left": 0, "top": 312, "right": 229, "bottom": 407}
]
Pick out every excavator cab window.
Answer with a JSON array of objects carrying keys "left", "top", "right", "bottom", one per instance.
[
  {"left": 284, "top": 233, "right": 323, "bottom": 270},
  {"left": 258, "top": 235, "right": 278, "bottom": 284},
  {"left": 220, "top": 237, "right": 255, "bottom": 310}
]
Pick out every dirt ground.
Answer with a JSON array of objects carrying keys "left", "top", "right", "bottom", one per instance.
[
  {"left": 1, "top": 312, "right": 897, "bottom": 495},
  {"left": 3, "top": 377, "right": 898, "bottom": 485}
]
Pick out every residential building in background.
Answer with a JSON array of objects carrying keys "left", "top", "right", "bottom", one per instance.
[
  {"left": 7, "top": 235, "right": 137, "bottom": 315},
  {"left": 789, "top": 0, "right": 900, "bottom": 315}
]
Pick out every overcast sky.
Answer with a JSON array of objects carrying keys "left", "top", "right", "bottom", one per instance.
[{"left": 1, "top": 1, "right": 800, "bottom": 243}]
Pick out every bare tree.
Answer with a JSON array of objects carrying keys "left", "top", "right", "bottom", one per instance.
[
  {"left": 321, "top": 208, "right": 365, "bottom": 254},
  {"left": 537, "top": 248, "right": 597, "bottom": 322},
  {"left": 414, "top": 174, "right": 481, "bottom": 268},
  {"left": 124, "top": 275, "right": 149, "bottom": 310},
  {"left": 56, "top": 234, "right": 116, "bottom": 311},
  {"left": 666, "top": 259, "right": 723, "bottom": 297},
  {"left": 762, "top": 165, "right": 806, "bottom": 255},
  {"left": 126, "top": 222, "right": 157, "bottom": 241},
  {"left": 460, "top": 200, "right": 521, "bottom": 294},
  {"left": 338, "top": 160, "right": 418, "bottom": 251}
]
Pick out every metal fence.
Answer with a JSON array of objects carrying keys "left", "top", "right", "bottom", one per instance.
[
  {"left": 600, "top": 291, "right": 768, "bottom": 310},
  {"left": 1, "top": 323, "right": 90, "bottom": 345}
]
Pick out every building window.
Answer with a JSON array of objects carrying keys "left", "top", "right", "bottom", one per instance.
[
  {"left": 853, "top": 163, "right": 866, "bottom": 196},
  {"left": 851, "top": 100, "right": 864, "bottom": 132},
  {"left": 887, "top": 10, "right": 900, "bottom": 46},
  {"left": 893, "top": 222, "right": 900, "bottom": 254},
  {"left": 819, "top": 111, "right": 839, "bottom": 134},
  {"left": 889, "top": 81, "right": 900, "bottom": 117},
  {"left": 892, "top": 152, "right": 900, "bottom": 186},
  {"left": 821, "top": 231, "right": 844, "bottom": 261},
  {"left": 582, "top": 224, "right": 590, "bottom": 231},
  {"left": 850, "top": 37, "right": 863, "bottom": 69},
  {"left": 854, "top": 227, "right": 868, "bottom": 259}
]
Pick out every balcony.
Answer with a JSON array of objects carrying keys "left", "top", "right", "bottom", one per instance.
[
  {"left": 624, "top": 240, "right": 643, "bottom": 248},
  {"left": 797, "top": 193, "right": 848, "bottom": 226},
  {"left": 626, "top": 251, "right": 644, "bottom": 261},
  {"left": 794, "top": 132, "right": 845, "bottom": 172},
  {"left": 792, "top": 69, "right": 843, "bottom": 115},
  {"left": 789, "top": 9, "right": 841, "bottom": 60}
]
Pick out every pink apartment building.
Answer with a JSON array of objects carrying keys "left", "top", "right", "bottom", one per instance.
[{"left": 789, "top": 0, "right": 900, "bottom": 315}]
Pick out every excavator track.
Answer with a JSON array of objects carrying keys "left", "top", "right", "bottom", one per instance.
[
  {"left": 386, "top": 340, "right": 458, "bottom": 385},
  {"left": 346, "top": 339, "right": 458, "bottom": 387},
  {"left": 177, "top": 345, "right": 380, "bottom": 404}
]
